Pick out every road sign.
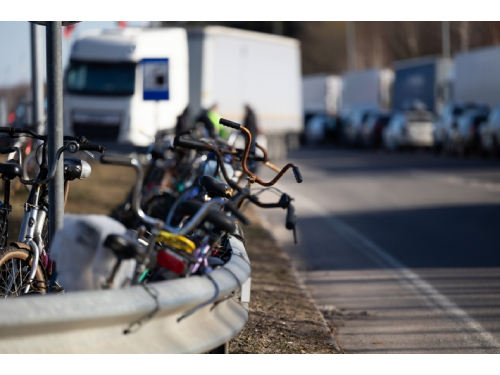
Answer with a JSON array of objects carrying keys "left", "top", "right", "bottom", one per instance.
[{"left": 142, "top": 58, "right": 169, "bottom": 101}]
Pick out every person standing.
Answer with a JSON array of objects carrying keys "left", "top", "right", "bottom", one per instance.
[
  {"left": 243, "top": 104, "right": 260, "bottom": 152},
  {"left": 243, "top": 104, "right": 261, "bottom": 173},
  {"left": 175, "top": 106, "right": 191, "bottom": 137}
]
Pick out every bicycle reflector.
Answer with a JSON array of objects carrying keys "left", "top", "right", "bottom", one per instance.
[{"left": 157, "top": 250, "right": 187, "bottom": 275}]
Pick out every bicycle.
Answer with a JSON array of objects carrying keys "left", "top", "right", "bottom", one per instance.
[{"left": 0, "top": 126, "right": 105, "bottom": 297}]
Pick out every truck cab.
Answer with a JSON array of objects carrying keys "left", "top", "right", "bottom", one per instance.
[{"left": 63, "top": 28, "right": 189, "bottom": 152}]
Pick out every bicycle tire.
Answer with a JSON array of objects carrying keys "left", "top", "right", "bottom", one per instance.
[{"left": 0, "top": 246, "right": 47, "bottom": 297}]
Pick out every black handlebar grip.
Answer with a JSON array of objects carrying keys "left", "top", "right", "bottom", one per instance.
[
  {"left": 224, "top": 202, "right": 250, "bottom": 225},
  {"left": 80, "top": 143, "right": 105, "bottom": 153},
  {"left": 292, "top": 166, "right": 303, "bottom": 183},
  {"left": 219, "top": 118, "right": 241, "bottom": 130},
  {"left": 173, "top": 136, "right": 213, "bottom": 151},
  {"left": 286, "top": 204, "right": 296, "bottom": 230},
  {"left": 100, "top": 154, "right": 134, "bottom": 167},
  {"left": 0, "top": 147, "right": 17, "bottom": 154}
]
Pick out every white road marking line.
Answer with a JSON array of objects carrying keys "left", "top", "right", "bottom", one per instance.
[{"left": 284, "top": 189, "right": 500, "bottom": 351}]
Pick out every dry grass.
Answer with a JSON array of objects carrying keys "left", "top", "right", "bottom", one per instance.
[{"left": 228, "top": 209, "right": 341, "bottom": 354}]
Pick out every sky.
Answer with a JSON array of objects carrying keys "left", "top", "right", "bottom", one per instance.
[{"left": 0, "top": 21, "right": 149, "bottom": 88}]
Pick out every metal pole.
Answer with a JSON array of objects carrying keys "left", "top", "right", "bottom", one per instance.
[
  {"left": 272, "top": 21, "right": 283, "bottom": 36},
  {"left": 442, "top": 21, "right": 450, "bottom": 58},
  {"left": 30, "top": 23, "right": 45, "bottom": 134},
  {"left": 46, "top": 22, "right": 64, "bottom": 244},
  {"left": 346, "top": 21, "right": 357, "bottom": 71}
]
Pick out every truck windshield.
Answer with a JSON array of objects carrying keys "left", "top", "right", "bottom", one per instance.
[{"left": 65, "top": 60, "right": 136, "bottom": 96}]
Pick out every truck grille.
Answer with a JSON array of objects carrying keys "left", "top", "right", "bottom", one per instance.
[{"left": 73, "top": 123, "right": 120, "bottom": 142}]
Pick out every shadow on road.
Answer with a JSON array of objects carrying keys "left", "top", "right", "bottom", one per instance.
[{"left": 294, "top": 204, "right": 500, "bottom": 271}]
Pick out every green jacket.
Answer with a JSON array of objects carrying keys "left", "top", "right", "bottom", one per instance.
[{"left": 208, "top": 109, "right": 231, "bottom": 139}]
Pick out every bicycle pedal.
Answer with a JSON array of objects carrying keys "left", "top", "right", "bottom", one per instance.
[{"left": 52, "top": 281, "right": 65, "bottom": 294}]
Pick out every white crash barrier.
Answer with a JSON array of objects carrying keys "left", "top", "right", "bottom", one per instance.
[{"left": 0, "top": 233, "right": 250, "bottom": 353}]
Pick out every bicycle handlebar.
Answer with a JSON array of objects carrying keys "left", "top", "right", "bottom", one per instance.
[
  {"left": 219, "top": 118, "right": 241, "bottom": 130},
  {"left": 78, "top": 137, "right": 106, "bottom": 153},
  {"left": 0, "top": 147, "right": 17, "bottom": 154},
  {"left": 100, "top": 154, "right": 135, "bottom": 167},
  {"left": 218, "top": 118, "right": 303, "bottom": 186},
  {"left": 173, "top": 136, "right": 213, "bottom": 152},
  {"left": 0, "top": 127, "right": 106, "bottom": 153},
  {"left": 18, "top": 138, "right": 105, "bottom": 186},
  {"left": 286, "top": 203, "right": 296, "bottom": 230}
]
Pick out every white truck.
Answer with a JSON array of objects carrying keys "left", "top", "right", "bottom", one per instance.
[
  {"left": 340, "top": 68, "right": 394, "bottom": 115},
  {"left": 302, "top": 73, "right": 342, "bottom": 117},
  {"left": 454, "top": 45, "right": 500, "bottom": 108},
  {"left": 63, "top": 26, "right": 303, "bottom": 159}
]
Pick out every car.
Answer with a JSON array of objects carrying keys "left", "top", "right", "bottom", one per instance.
[
  {"left": 479, "top": 106, "right": 500, "bottom": 157},
  {"left": 342, "top": 108, "right": 377, "bottom": 147},
  {"left": 360, "top": 111, "right": 392, "bottom": 149},
  {"left": 303, "top": 114, "right": 340, "bottom": 145},
  {"left": 434, "top": 102, "right": 490, "bottom": 153},
  {"left": 383, "top": 110, "right": 434, "bottom": 151},
  {"left": 447, "top": 108, "right": 490, "bottom": 156}
]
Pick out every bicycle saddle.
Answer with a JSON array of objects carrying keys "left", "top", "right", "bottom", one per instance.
[
  {"left": 0, "top": 159, "right": 23, "bottom": 180},
  {"left": 199, "top": 175, "right": 232, "bottom": 199}
]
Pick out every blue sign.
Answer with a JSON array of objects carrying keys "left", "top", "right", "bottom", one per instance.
[{"left": 142, "top": 58, "right": 169, "bottom": 100}]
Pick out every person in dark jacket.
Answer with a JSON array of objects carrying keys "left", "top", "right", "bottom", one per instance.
[
  {"left": 175, "top": 106, "right": 191, "bottom": 137},
  {"left": 243, "top": 104, "right": 261, "bottom": 173},
  {"left": 243, "top": 104, "right": 260, "bottom": 152}
]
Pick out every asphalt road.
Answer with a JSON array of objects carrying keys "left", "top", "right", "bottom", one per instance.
[{"left": 258, "top": 146, "right": 500, "bottom": 353}]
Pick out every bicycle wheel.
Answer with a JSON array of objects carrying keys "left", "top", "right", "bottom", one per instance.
[{"left": 0, "top": 246, "right": 47, "bottom": 297}]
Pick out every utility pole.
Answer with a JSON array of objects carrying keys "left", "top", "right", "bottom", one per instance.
[
  {"left": 346, "top": 21, "right": 357, "bottom": 71},
  {"left": 442, "top": 21, "right": 450, "bottom": 58},
  {"left": 30, "top": 22, "right": 45, "bottom": 134},
  {"left": 46, "top": 22, "right": 64, "bottom": 244},
  {"left": 273, "top": 21, "right": 283, "bottom": 36}
]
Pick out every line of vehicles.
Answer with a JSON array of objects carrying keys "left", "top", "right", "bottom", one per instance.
[{"left": 303, "top": 44, "right": 500, "bottom": 158}]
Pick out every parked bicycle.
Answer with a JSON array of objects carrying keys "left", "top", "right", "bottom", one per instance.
[{"left": 0, "top": 126, "right": 105, "bottom": 297}]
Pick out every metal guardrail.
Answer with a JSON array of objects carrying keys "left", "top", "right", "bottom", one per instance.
[{"left": 0, "top": 237, "right": 251, "bottom": 353}]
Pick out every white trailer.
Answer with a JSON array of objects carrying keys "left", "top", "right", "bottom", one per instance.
[
  {"left": 64, "top": 26, "right": 303, "bottom": 158},
  {"left": 340, "top": 68, "right": 394, "bottom": 115},
  {"left": 302, "top": 73, "right": 342, "bottom": 116},
  {"left": 187, "top": 26, "right": 303, "bottom": 159},
  {"left": 454, "top": 45, "right": 500, "bottom": 108}
]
